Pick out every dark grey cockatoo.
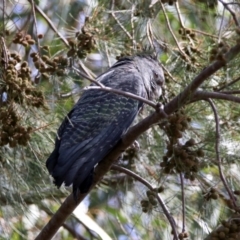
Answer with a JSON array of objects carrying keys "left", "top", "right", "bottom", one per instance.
[{"left": 46, "top": 54, "right": 164, "bottom": 198}]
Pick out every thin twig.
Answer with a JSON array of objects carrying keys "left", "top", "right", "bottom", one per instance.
[
  {"left": 207, "top": 99, "right": 237, "bottom": 208},
  {"left": 192, "top": 90, "right": 240, "bottom": 104},
  {"left": 161, "top": 64, "right": 177, "bottom": 83},
  {"left": 190, "top": 28, "right": 218, "bottom": 39},
  {"left": 3, "top": 0, "right": 5, "bottom": 33},
  {"left": 29, "top": 0, "right": 41, "bottom": 52},
  {"left": 219, "top": 90, "right": 240, "bottom": 94},
  {"left": 130, "top": 4, "right": 136, "bottom": 50},
  {"left": 84, "top": 86, "right": 157, "bottom": 109},
  {"left": 78, "top": 60, "right": 96, "bottom": 79},
  {"left": 0, "top": 36, "right": 9, "bottom": 69},
  {"left": 219, "top": 0, "right": 239, "bottom": 27},
  {"left": 225, "top": 2, "right": 240, "bottom": 5},
  {"left": 146, "top": 20, "right": 154, "bottom": 48},
  {"left": 33, "top": 4, "right": 69, "bottom": 48},
  {"left": 72, "top": 66, "right": 103, "bottom": 87},
  {"left": 179, "top": 173, "right": 186, "bottom": 233},
  {"left": 104, "top": 43, "right": 111, "bottom": 67},
  {"left": 111, "top": 165, "right": 178, "bottom": 240},
  {"left": 218, "top": 7, "right": 225, "bottom": 40},
  {"left": 214, "top": 76, "right": 240, "bottom": 91},
  {"left": 110, "top": 0, "right": 133, "bottom": 42},
  {"left": 159, "top": 1, "right": 190, "bottom": 62},
  {"left": 175, "top": 1, "right": 184, "bottom": 28}
]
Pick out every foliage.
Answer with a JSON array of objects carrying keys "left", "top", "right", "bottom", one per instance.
[{"left": 1, "top": 0, "right": 240, "bottom": 239}]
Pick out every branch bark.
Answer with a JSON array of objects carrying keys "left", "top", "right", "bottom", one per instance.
[{"left": 192, "top": 90, "right": 240, "bottom": 103}]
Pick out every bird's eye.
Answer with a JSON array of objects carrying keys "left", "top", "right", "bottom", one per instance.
[
  {"left": 153, "top": 71, "right": 163, "bottom": 86},
  {"left": 153, "top": 71, "right": 158, "bottom": 79}
]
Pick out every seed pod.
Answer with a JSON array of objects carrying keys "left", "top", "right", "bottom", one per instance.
[
  {"left": 196, "top": 149, "right": 205, "bottom": 157},
  {"left": 30, "top": 52, "right": 38, "bottom": 58},
  {"left": 158, "top": 186, "right": 164, "bottom": 193},
  {"left": 185, "top": 138, "right": 195, "bottom": 147},
  {"left": 38, "top": 34, "right": 43, "bottom": 39},
  {"left": 28, "top": 39, "right": 35, "bottom": 45},
  {"left": 149, "top": 198, "right": 157, "bottom": 206},
  {"left": 142, "top": 207, "right": 148, "bottom": 213},
  {"left": 233, "top": 190, "right": 240, "bottom": 195},
  {"left": 22, "top": 41, "right": 29, "bottom": 47},
  {"left": 140, "top": 200, "right": 149, "bottom": 207},
  {"left": 211, "top": 193, "right": 218, "bottom": 200},
  {"left": 9, "top": 139, "right": 17, "bottom": 148}
]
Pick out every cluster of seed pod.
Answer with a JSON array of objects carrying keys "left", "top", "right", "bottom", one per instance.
[
  {"left": 178, "top": 28, "right": 196, "bottom": 40},
  {"left": 2, "top": 53, "right": 44, "bottom": 107},
  {"left": 160, "top": 111, "right": 190, "bottom": 144},
  {"left": 124, "top": 146, "right": 138, "bottom": 163},
  {"left": 160, "top": 138, "right": 204, "bottom": 180},
  {"left": 159, "top": 111, "right": 205, "bottom": 179},
  {"left": 67, "top": 27, "right": 96, "bottom": 59},
  {"left": 209, "top": 42, "right": 229, "bottom": 62},
  {"left": 141, "top": 187, "right": 164, "bottom": 213},
  {"left": 207, "top": 217, "right": 240, "bottom": 240},
  {"left": 31, "top": 52, "right": 68, "bottom": 80},
  {"left": 0, "top": 47, "right": 45, "bottom": 147},
  {"left": 178, "top": 232, "right": 189, "bottom": 239},
  {"left": 0, "top": 107, "right": 32, "bottom": 147},
  {"left": 182, "top": 45, "right": 201, "bottom": 65},
  {"left": 12, "top": 32, "right": 35, "bottom": 47},
  {"left": 203, "top": 188, "right": 219, "bottom": 201}
]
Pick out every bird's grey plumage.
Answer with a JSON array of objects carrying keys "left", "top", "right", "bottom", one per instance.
[{"left": 46, "top": 55, "right": 164, "bottom": 198}]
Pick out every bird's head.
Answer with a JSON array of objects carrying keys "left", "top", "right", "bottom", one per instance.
[{"left": 135, "top": 55, "right": 165, "bottom": 100}]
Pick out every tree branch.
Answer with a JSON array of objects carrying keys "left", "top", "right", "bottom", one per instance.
[
  {"left": 72, "top": 66, "right": 103, "bottom": 87},
  {"left": 179, "top": 173, "right": 186, "bottom": 233},
  {"left": 192, "top": 90, "right": 240, "bottom": 103},
  {"left": 219, "top": 0, "right": 239, "bottom": 27},
  {"left": 29, "top": 0, "right": 41, "bottom": 52},
  {"left": 207, "top": 99, "right": 237, "bottom": 208},
  {"left": 111, "top": 165, "right": 178, "bottom": 240},
  {"left": 32, "top": 3, "right": 69, "bottom": 48},
  {"left": 85, "top": 86, "right": 157, "bottom": 109}
]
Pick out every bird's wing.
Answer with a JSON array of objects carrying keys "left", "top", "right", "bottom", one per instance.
[{"left": 47, "top": 90, "right": 140, "bottom": 191}]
